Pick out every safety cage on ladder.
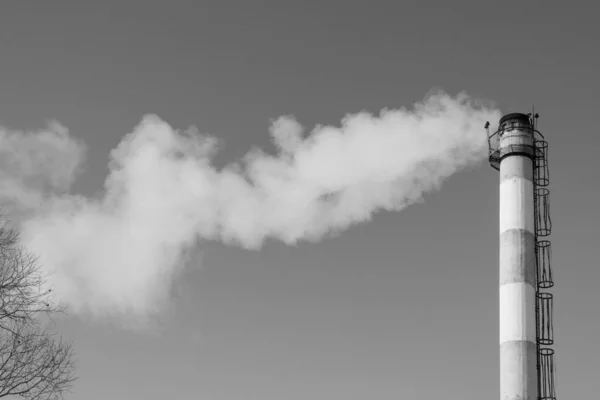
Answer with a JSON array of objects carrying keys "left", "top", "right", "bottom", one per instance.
[{"left": 532, "top": 118, "right": 557, "bottom": 400}]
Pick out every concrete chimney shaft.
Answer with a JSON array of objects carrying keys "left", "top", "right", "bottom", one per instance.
[{"left": 498, "top": 113, "right": 538, "bottom": 400}]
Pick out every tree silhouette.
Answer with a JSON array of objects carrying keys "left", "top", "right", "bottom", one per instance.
[{"left": 0, "top": 210, "right": 76, "bottom": 399}]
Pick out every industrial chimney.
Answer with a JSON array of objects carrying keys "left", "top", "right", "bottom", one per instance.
[{"left": 488, "top": 112, "right": 557, "bottom": 400}]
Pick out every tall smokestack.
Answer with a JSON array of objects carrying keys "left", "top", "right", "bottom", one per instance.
[{"left": 493, "top": 113, "right": 538, "bottom": 400}]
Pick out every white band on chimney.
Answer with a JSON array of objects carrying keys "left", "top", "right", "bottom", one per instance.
[
  {"left": 499, "top": 177, "right": 534, "bottom": 234},
  {"left": 499, "top": 281, "right": 536, "bottom": 344}
]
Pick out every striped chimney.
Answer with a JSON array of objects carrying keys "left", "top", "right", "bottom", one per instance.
[{"left": 497, "top": 113, "right": 537, "bottom": 400}]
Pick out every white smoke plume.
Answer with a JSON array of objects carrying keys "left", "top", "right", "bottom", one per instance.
[{"left": 0, "top": 91, "right": 500, "bottom": 325}]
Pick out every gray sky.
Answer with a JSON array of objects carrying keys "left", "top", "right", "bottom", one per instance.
[{"left": 0, "top": 1, "right": 598, "bottom": 399}]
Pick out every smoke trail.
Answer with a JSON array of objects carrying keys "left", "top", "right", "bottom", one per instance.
[{"left": 0, "top": 91, "right": 500, "bottom": 325}]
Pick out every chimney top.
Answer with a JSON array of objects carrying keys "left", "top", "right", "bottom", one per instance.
[{"left": 499, "top": 113, "right": 531, "bottom": 127}]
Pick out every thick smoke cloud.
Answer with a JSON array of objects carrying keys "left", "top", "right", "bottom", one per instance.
[{"left": 0, "top": 91, "right": 500, "bottom": 325}]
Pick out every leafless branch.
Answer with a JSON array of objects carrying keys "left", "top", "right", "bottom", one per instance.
[
  {"left": 0, "top": 322, "right": 76, "bottom": 399},
  {"left": 0, "top": 210, "right": 77, "bottom": 399}
]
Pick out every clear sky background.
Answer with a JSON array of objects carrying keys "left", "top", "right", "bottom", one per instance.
[{"left": 0, "top": 1, "right": 598, "bottom": 399}]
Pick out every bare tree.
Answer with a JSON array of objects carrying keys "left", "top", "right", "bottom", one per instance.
[{"left": 0, "top": 210, "right": 76, "bottom": 399}]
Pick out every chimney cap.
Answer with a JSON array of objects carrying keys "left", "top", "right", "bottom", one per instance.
[{"left": 499, "top": 113, "right": 531, "bottom": 126}]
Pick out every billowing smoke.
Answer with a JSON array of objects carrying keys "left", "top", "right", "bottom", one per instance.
[{"left": 0, "top": 91, "right": 500, "bottom": 325}]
